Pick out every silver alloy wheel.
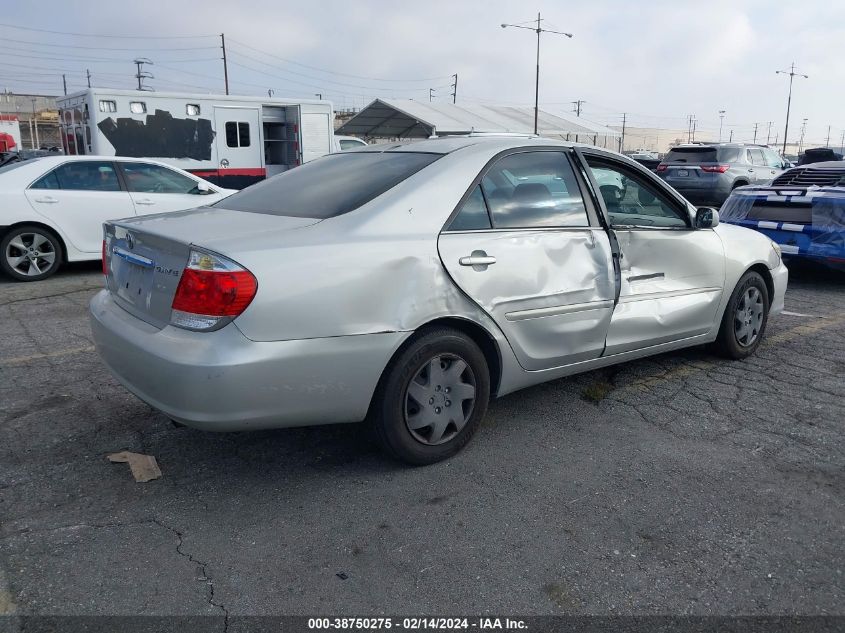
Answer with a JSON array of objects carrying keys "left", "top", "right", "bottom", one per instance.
[
  {"left": 404, "top": 353, "right": 477, "bottom": 446},
  {"left": 734, "top": 286, "right": 764, "bottom": 347},
  {"left": 4, "top": 232, "right": 56, "bottom": 277}
]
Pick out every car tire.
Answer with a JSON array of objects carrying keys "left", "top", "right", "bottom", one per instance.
[
  {"left": 714, "top": 271, "right": 770, "bottom": 359},
  {"left": 0, "top": 225, "right": 63, "bottom": 282},
  {"left": 370, "top": 327, "right": 490, "bottom": 465}
]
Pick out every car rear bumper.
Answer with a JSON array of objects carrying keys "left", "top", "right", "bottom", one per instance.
[
  {"left": 90, "top": 290, "right": 407, "bottom": 431},
  {"left": 661, "top": 177, "right": 731, "bottom": 205}
]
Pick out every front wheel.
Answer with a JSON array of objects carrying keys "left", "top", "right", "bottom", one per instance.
[
  {"left": 370, "top": 328, "right": 490, "bottom": 465},
  {"left": 0, "top": 225, "right": 63, "bottom": 281},
  {"left": 714, "top": 271, "right": 770, "bottom": 359}
]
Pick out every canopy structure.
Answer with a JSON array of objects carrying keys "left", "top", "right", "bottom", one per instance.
[{"left": 336, "top": 99, "right": 619, "bottom": 140}]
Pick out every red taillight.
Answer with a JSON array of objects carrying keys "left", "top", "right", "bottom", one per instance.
[
  {"left": 700, "top": 164, "right": 730, "bottom": 173},
  {"left": 172, "top": 268, "right": 257, "bottom": 317},
  {"left": 102, "top": 240, "right": 108, "bottom": 275},
  {"left": 656, "top": 164, "right": 667, "bottom": 172}
]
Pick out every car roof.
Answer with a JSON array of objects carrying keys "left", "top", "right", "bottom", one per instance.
[
  {"left": 353, "top": 135, "right": 588, "bottom": 155},
  {"left": 790, "top": 160, "right": 845, "bottom": 169}
]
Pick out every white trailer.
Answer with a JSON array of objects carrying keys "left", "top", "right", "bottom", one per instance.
[
  {"left": 0, "top": 115, "right": 21, "bottom": 152},
  {"left": 56, "top": 89, "right": 336, "bottom": 188}
]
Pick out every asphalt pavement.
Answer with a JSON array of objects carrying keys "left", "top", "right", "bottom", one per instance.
[{"left": 0, "top": 260, "right": 843, "bottom": 624}]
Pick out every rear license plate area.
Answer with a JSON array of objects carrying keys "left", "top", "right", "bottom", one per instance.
[
  {"left": 112, "top": 247, "right": 154, "bottom": 307},
  {"left": 676, "top": 169, "right": 689, "bottom": 177}
]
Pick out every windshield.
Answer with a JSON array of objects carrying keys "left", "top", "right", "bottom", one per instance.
[{"left": 218, "top": 152, "right": 440, "bottom": 218}]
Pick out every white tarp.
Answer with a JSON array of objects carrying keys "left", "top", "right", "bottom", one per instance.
[{"left": 336, "top": 99, "right": 619, "bottom": 139}]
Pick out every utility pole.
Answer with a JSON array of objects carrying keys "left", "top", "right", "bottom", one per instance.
[
  {"left": 776, "top": 62, "right": 808, "bottom": 155},
  {"left": 687, "top": 114, "right": 696, "bottom": 143},
  {"left": 718, "top": 110, "right": 726, "bottom": 142},
  {"left": 501, "top": 13, "right": 573, "bottom": 135},
  {"left": 619, "top": 112, "right": 626, "bottom": 153},
  {"left": 86, "top": 69, "right": 92, "bottom": 88},
  {"left": 315, "top": 93, "right": 322, "bottom": 100},
  {"left": 62, "top": 74, "right": 67, "bottom": 96},
  {"left": 450, "top": 73, "right": 458, "bottom": 104},
  {"left": 825, "top": 124, "right": 831, "bottom": 147},
  {"left": 691, "top": 117, "right": 697, "bottom": 142},
  {"left": 133, "top": 58, "right": 154, "bottom": 91},
  {"left": 840, "top": 130, "right": 845, "bottom": 153},
  {"left": 766, "top": 121, "right": 772, "bottom": 144},
  {"left": 429, "top": 88, "right": 435, "bottom": 102},
  {"left": 221, "top": 33, "right": 229, "bottom": 96},
  {"left": 572, "top": 99, "right": 584, "bottom": 117},
  {"left": 729, "top": 129, "right": 733, "bottom": 142},
  {"left": 31, "top": 98, "right": 39, "bottom": 149},
  {"left": 798, "top": 118, "right": 808, "bottom": 154},
  {"left": 753, "top": 122, "right": 758, "bottom": 143}
]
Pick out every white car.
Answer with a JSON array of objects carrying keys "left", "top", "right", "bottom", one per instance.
[
  {"left": 334, "top": 135, "right": 368, "bottom": 151},
  {"left": 0, "top": 156, "right": 235, "bottom": 281}
]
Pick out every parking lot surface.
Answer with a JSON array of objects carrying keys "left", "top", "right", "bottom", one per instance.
[{"left": 0, "top": 261, "right": 843, "bottom": 619}]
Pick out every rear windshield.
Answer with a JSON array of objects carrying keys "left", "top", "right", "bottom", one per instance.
[
  {"left": 664, "top": 147, "right": 741, "bottom": 163},
  {"left": 217, "top": 152, "right": 440, "bottom": 218}
]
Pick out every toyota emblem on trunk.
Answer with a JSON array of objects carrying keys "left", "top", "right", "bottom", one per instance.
[{"left": 126, "top": 233, "right": 135, "bottom": 250}]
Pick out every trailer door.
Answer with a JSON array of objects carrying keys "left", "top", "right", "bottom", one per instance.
[
  {"left": 214, "top": 107, "right": 261, "bottom": 181},
  {"left": 300, "top": 109, "right": 333, "bottom": 163}
]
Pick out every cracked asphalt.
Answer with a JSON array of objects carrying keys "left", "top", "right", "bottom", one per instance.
[{"left": 0, "top": 260, "right": 843, "bottom": 624}]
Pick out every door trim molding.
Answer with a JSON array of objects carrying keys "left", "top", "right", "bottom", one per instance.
[
  {"left": 505, "top": 299, "right": 614, "bottom": 321},
  {"left": 618, "top": 286, "right": 722, "bottom": 304}
]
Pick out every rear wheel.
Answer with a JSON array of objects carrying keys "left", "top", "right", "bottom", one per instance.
[
  {"left": 370, "top": 328, "right": 490, "bottom": 465},
  {"left": 714, "top": 271, "right": 769, "bottom": 359},
  {"left": 0, "top": 225, "right": 63, "bottom": 281}
]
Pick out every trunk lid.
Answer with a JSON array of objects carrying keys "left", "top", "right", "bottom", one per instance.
[{"left": 104, "top": 206, "right": 321, "bottom": 329}]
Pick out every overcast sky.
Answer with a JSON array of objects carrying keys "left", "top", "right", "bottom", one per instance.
[{"left": 2, "top": 0, "right": 843, "bottom": 146}]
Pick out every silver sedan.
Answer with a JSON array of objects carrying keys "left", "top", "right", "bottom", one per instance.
[{"left": 90, "top": 137, "right": 788, "bottom": 464}]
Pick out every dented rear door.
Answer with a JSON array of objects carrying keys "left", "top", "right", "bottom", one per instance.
[{"left": 438, "top": 149, "right": 616, "bottom": 371}]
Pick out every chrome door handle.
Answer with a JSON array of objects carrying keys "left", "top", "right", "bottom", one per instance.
[
  {"left": 459, "top": 251, "right": 496, "bottom": 269},
  {"left": 134, "top": 199, "right": 155, "bottom": 205},
  {"left": 34, "top": 196, "right": 58, "bottom": 203}
]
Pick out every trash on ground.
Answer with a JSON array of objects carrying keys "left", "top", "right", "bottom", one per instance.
[{"left": 107, "top": 451, "right": 162, "bottom": 482}]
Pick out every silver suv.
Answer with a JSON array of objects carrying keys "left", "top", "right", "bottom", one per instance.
[{"left": 657, "top": 143, "right": 789, "bottom": 206}]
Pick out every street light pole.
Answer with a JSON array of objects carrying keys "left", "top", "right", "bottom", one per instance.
[
  {"left": 718, "top": 110, "right": 726, "bottom": 142},
  {"left": 501, "top": 14, "right": 573, "bottom": 135},
  {"left": 776, "top": 62, "right": 808, "bottom": 156}
]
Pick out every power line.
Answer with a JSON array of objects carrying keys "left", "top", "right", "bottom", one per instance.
[
  {"left": 0, "top": 36, "right": 218, "bottom": 52},
  {"left": 0, "top": 47, "right": 219, "bottom": 64},
  {"left": 226, "top": 38, "right": 451, "bottom": 83},
  {"left": 0, "top": 22, "right": 215, "bottom": 39}
]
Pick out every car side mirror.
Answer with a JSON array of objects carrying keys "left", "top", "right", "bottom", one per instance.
[
  {"left": 195, "top": 182, "right": 212, "bottom": 195},
  {"left": 695, "top": 207, "right": 720, "bottom": 229}
]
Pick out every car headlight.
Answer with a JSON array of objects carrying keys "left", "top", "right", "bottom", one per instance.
[{"left": 771, "top": 240, "right": 782, "bottom": 261}]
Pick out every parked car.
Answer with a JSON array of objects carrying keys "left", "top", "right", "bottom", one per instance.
[
  {"left": 0, "top": 156, "right": 235, "bottom": 281},
  {"left": 720, "top": 160, "right": 845, "bottom": 269},
  {"left": 657, "top": 143, "right": 788, "bottom": 206},
  {"left": 90, "top": 137, "right": 787, "bottom": 465},
  {"left": 335, "top": 135, "right": 368, "bottom": 151},
  {"left": 797, "top": 148, "right": 843, "bottom": 166}
]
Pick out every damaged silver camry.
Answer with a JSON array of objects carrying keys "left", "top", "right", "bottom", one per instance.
[{"left": 90, "top": 136, "right": 788, "bottom": 464}]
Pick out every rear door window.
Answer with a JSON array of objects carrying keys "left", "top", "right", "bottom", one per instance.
[
  {"left": 31, "top": 161, "right": 121, "bottom": 191},
  {"left": 749, "top": 149, "right": 767, "bottom": 166},
  {"left": 218, "top": 152, "right": 440, "bottom": 218},
  {"left": 479, "top": 151, "right": 589, "bottom": 228}
]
